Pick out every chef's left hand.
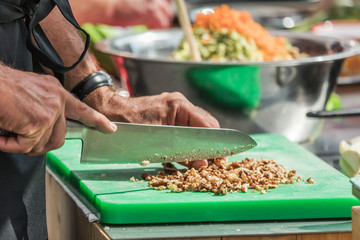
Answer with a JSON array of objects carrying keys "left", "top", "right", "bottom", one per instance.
[
  {"left": 83, "top": 87, "right": 221, "bottom": 169},
  {"left": 71, "top": 0, "right": 174, "bottom": 29}
]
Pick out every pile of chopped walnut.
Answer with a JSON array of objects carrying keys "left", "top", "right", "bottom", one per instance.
[{"left": 140, "top": 158, "right": 314, "bottom": 195}]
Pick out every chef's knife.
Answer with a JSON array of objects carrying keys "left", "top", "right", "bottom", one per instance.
[
  {"left": 0, "top": 121, "right": 256, "bottom": 164},
  {"left": 65, "top": 120, "right": 257, "bottom": 164}
]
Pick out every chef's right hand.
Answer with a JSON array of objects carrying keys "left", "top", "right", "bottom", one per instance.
[{"left": 0, "top": 66, "right": 116, "bottom": 156}]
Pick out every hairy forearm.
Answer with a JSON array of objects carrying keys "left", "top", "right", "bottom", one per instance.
[
  {"left": 38, "top": 6, "right": 129, "bottom": 119},
  {"left": 40, "top": 7, "right": 98, "bottom": 91}
]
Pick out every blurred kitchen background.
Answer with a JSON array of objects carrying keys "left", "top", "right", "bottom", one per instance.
[{"left": 76, "top": 0, "right": 360, "bottom": 173}]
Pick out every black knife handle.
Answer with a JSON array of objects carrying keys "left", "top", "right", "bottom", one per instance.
[
  {"left": 0, "top": 128, "right": 15, "bottom": 137},
  {"left": 307, "top": 108, "right": 360, "bottom": 118}
]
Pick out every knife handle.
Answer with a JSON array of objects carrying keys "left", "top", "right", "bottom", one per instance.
[
  {"left": 307, "top": 108, "right": 360, "bottom": 118},
  {"left": 0, "top": 120, "right": 83, "bottom": 139},
  {"left": 0, "top": 128, "right": 14, "bottom": 137}
]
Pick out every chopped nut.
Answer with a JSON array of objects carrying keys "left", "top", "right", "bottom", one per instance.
[
  {"left": 141, "top": 160, "right": 150, "bottom": 166},
  {"left": 141, "top": 173, "right": 150, "bottom": 179},
  {"left": 138, "top": 158, "right": 307, "bottom": 195},
  {"left": 168, "top": 183, "right": 178, "bottom": 191},
  {"left": 288, "top": 170, "right": 296, "bottom": 178},
  {"left": 130, "top": 176, "right": 136, "bottom": 182},
  {"left": 306, "top": 177, "right": 315, "bottom": 184}
]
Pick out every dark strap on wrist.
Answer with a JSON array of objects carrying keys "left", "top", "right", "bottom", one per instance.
[
  {"left": 0, "top": 0, "right": 90, "bottom": 85},
  {"left": 71, "top": 70, "right": 113, "bottom": 100},
  {"left": 25, "top": 0, "right": 90, "bottom": 84}
]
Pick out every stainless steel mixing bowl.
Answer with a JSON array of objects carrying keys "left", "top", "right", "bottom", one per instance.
[{"left": 96, "top": 29, "right": 360, "bottom": 142}]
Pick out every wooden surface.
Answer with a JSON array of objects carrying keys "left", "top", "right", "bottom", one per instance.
[
  {"left": 224, "top": 236, "right": 295, "bottom": 240},
  {"left": 46, "top": 171, "right": 110, "bottom": 240},
  {"left": 353, "top": 206, "right": 360, "bottom": 240},
  {"left": 297, "top": 233, "right": 351, "bottom": 240},
  {"left": 223, "top": 234, "right": 351, "bottom": 240},
  {"left": 45, "top": 169, "right": 352, "bottom": 240},
  {"left": 159, "top": 234, "right": 352, "bottom": 240}
]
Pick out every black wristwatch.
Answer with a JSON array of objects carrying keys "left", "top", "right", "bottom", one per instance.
[{"left": 71, "top": 70, "right": 114, "bottom": 100}]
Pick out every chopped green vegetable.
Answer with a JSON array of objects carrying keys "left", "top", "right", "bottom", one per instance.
[{"left": 173, "top": 27, "right": 263, "bottom": 62}]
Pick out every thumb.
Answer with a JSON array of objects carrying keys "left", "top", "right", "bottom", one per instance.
[{"left": 64, "top": 91, "right": 117, "bottom": 133}]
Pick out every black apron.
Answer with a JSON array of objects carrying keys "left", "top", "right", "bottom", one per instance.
[{"left": 0, "top": 0, "right": 89, "bottom": 239}]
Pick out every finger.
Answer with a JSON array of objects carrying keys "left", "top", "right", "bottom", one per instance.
[
  {"left": 0, "top": 134, "right": 39, "bottom": 154},
  {"left": 189, "top": 106, "right": 220, "bottom": 128},
  {"left": 149, "top": 1, "right": 173, "bottom": 29},
  {"left": 0, "top": 136, "right": 30, "bottom": 153},
  {"left": 157, "top": 12, "right": 172, "bottom": 29},
  {"left": 148, "top": 10, "right": 170, "bottom": 29},
  {"left": 176, "top": 104, "right": 220, "bottom": 128},
  {"left": 162, "top": 0, "right": 174, "bottom": 19},
  {"left": 25, "top": 127, "right": 53, "bottom": 156},
  {"left": 165, "top": 92, "right": 219, "bottom": 127},
  {"left": 158, "top": 1, "right": 173, "bottom": 26},
  {"left": 25, "top": 118, "right": 58, "bottom": 156},
  {"left": 29, "top": 112, "right": 67, "bottom": 156},
  {"left": 165, "top": 4, "right": 174, "bottom": 21},
  {"left": 25, "top": 111, "right": 64, "bottom": 156},
  {"left": 178, "top": 159, "right": 208, "bottom": 170},
  {"left": 215, "top": 157, "right": 228, "bottom": 164},
  {"left": 190, "top": 160, "right": 208, "bottom": 170},
  {"left": 65, "top": 92, "right": 116, "bottom": 133}
]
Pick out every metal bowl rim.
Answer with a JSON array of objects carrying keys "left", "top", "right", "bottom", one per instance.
[{"left": 95, "top": 29, "right": 360, "bottom": 66}]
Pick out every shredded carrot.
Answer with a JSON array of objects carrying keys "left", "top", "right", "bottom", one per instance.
[
  {"left": 194, "top": 5, "right": 291, "bottom": 61},
  {"left": 211, "top": 55, "right": 219, "bottom": 61}
]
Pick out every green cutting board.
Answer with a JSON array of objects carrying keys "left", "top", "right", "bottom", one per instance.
[{"left": 47, "top": 134, "right": 360, "bottom": 224}]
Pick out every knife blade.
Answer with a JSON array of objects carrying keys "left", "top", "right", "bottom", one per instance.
[{"left": 66, "top": 120, "right": 257, "bottom": 164}]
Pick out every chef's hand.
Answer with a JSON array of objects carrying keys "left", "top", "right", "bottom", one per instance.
[
  {"left": 84, "top": 87, "right": 220, "bottom": 168},
  {"left": 71, "top": 0, "right": 174, "bottom": 29},
  {"left": 113, "top": 0, "right": 174, "bottom": 29},
  {"left": 0, "top": 66, "right": 116, "bottom": 156}
]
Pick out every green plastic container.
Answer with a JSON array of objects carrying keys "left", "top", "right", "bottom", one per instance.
[{"left": 187, "top": 66, "right": 261, "bottom": 109}]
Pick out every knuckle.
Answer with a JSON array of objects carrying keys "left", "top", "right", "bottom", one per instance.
[
  {"left": 47, "top": 137, "right": 65, "bottom": 151},
  {"left": 166, "top": 92, "right": 188, "bottom": 108},
  {"left": 73, "top": 101, "right": 89, "bottom": 118},
  {"left": 21, "top": 124, "right": 39, "bottom": 136},
  {"left": 37, "top": 112, "right": 55, "bottom": 127},
  {"left": 90, "top": 115, "right": 104, "bottom": 128},
  {"left": 45, "top": 75, "right": 63, "bottom": 87},
  {"left": 45, "top": 77, "right": 65, "bottom": 96},
  {"left": 170, "top": 92, "right": 186, "bottom": 100},
  {"left": 21, "top": 144, "right": 34, "bottom": 154},
  {"left": 160, "top": 92, "right": 170, "bottom": 98},
  {"left": 49, "top": 95, "right": 64, "bottom": 111}
]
